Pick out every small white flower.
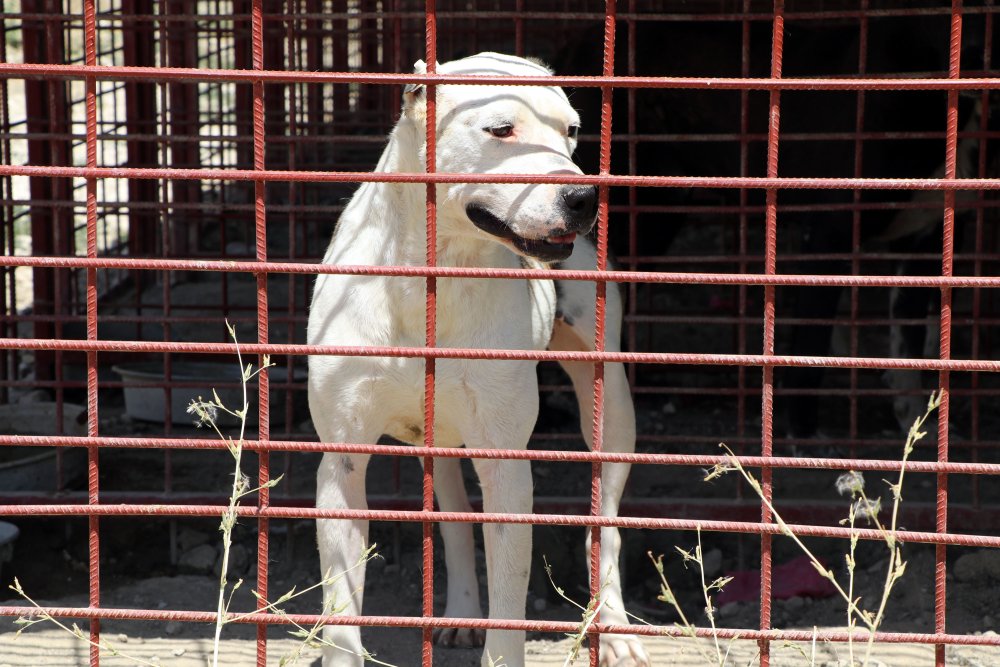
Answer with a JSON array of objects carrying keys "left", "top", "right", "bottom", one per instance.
[
  {"left": 835, "top": 470, "right": 865, "bottom": 497},
  {"left": 853, "top": 496, "right": 882, "bottom": 524},
  {"left": 186, "top": 399, "right": 219, "bottom": 428}
]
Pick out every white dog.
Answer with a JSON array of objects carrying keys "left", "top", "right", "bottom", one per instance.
[{"left": 307, "top": 52, "right": 648, "bottom": 667}]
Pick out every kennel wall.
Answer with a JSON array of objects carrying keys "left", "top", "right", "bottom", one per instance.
[{"left": 2, "top": 0, "right": 1000, "bottom": 666}]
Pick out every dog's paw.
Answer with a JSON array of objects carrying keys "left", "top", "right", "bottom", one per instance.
[
  {"left": 600, "top": 634, "right": 651, "bottom": 667},
  {"left": 433, "top": 626, "right": 486, "bottom": 648}
]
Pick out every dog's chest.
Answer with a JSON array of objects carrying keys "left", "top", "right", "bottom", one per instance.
[
  {"left": 376, "top": 272, "right": 555, "bottom": 446},
  {"left": 432, "top": 274, "right": 555, "bottom": 350}
]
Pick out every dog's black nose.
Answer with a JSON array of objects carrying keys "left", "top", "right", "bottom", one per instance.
[{"left": 560, "top": 185, "right": 598, "bottom": 227}]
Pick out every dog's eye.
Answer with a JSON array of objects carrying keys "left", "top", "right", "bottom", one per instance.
[
  {"left": 487, "top": 124, "right": 514, "bottom": 138},
  {"left": 567, "top": 125, "right": 580, "bottom": 140}
]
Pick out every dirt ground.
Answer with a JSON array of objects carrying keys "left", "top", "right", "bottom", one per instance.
[
  {"left": 3, "top": 390, "right": 998, "bottom": 666},
  {"left": 3, "top": 564, "right": 1000, "bottom": 666},
  {"left": 3, "top": 387, "right": 1000, "bottom": 666},
  {"left": 2, "top": 628, "right": 1000, "bottom": 667}
]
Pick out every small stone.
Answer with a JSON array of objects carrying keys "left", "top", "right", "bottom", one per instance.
[
  {"left": 172, "top": 648, "right": 186, "bottom": 657},
  {"left": 176, "top": 526, "right": 212, "bottom": 553},
  {"left": 17, "top": 389, "right": 49, "bottom": 404},
  {"left": 954, "top": 551, "right": 990, "bottom": 582},
  {"left": 662, "top": 401, "right": 677, "bottom": 415},
  {"left": 165, "top": 621, "right": 182, "bottom": 636},
  {"left": 702, "top": 548, "right": 722, "bottom": 578},
  {"left": 215, "top": 543, "right": 250, "bottom": 578},
  {"left": 785, "top": 596, "right": 805, "bottom": 612},
  {"left": 984, "top": 630, "right": 998, "bottom": 637},
  {"left": 178, "top": 543, "right": 218, "bottom": 574},
  {"left": 719, "top": 601, "right": 740, "bottom": 618},
  {"left": 533, "top": 597, "right": 547, "bottom": 612},
  {"left": 867, "top": 558, "right": 887, "bottom": 574},
  {"left": 984, "top": 551, "right": 1000, "bottom": 579},
  {"left": 116, "top": 633, "right": 128, "bottom": 643}
]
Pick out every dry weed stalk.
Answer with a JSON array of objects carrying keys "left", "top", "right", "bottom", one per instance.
[
  {"left": 706, "top": 391, "right": 942, "bottom": 667},
  {"left": 189, "top": 321, "right": 394, "bottom": 667},
  {"left": 647, "top": 525, "right": 737, "bottom": 667},
  {"left": 186, "top": 321, "right": 279, "bottom": 666},
  {"left": 542, "top": 555, "right": 612, "bottom": 666},
  {"left": 10, "top": 577, "right": 161, "bottom": 666},
  {"left": 8, "top": 322, "right": 394, "bottom": 666}
]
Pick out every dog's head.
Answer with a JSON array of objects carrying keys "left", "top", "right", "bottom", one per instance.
[{"left": 403, "top": 52, "right": 596, "bottom": 262}]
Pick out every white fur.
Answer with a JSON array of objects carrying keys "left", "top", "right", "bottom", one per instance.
[{"left": 307, "top": 52, "right": 648, "bottom": 667}]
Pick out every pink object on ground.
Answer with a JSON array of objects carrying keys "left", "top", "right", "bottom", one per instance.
[{"left": 716, "top": 555, "right": 840, "bottom": 605}]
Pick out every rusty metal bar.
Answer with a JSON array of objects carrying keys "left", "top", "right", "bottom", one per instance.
[
  {"left": 3, "top": 603, "right": 1000, "bottom": 648},
  {"left": 6, "top": 61, "right": 1000, "bottom": 90},
  {"left": 758, "top": 2, "right": 784, "bottom": 663},
  {"left": 422, "top": 2, "right": 438, "bottom": 664},
  {"left": 83, "top": 0, "right": 101, "bottom": 661}
]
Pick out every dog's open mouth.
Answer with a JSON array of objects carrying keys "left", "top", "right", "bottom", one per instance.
[{"left": 466, "top": 204, "right": 577, "bottom": 262}]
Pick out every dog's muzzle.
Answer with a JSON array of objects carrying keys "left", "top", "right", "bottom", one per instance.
[
  {"left": 559, "top": 185, "right": 598, "bottom": 232},
  {"left": 466, "top": 199, "right": 595, "bottom": 262}
]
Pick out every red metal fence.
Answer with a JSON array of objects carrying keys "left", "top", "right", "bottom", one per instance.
[{"left": 2, "top": 0, "right": 1000, "bottom": 666}]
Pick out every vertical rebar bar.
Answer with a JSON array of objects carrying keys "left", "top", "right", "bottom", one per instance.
[
  {"left": 422, "top": 2, "right": 438, "bottom": 664},
  {"left": 759, "top": 2, "right": 785, "bottom": 664},
  {"left": 936, "top": 2, "right": 963, "bottom": 664},
  {"left": 83, "top": 0, "right": 100, "bottom": 663},
  {"left": 251, "top": 1, "right": 271, "bottom": 664}
]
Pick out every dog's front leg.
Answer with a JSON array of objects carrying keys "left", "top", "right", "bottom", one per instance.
[
  {"left": 559, "top": 358, "right": 648, "bottom": 667},
  {"left": 316, "top": 446, "right": 375, "bottom": 666},
  {"left": 551, "top": 256, "right": 649, "bottom": 666},
  {"left": 470, "top": 455, "right": 533, "bottom": 667},
  {"left": 427, "top": 455, "right": 486, "bottom": 648}
]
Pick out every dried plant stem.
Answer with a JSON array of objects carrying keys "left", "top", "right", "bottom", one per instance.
[
  {"left": 646, "top": 550, "right": 722, "bottom": 666},
  {"left": 207, "top": 321, "right": 270, "bottom": 667},
  {"left": 542, "top": 556, "right": 611, "bottom": 666},
  {"left": 846, "top": 500, "right": 860, "bottom": 667},
  {"left": 693, "top": 528, "right": 724, "bottom": 665},
  {"left": 9, "top": 578, "right": 161, "bottom": 667},
  {"left": 713, "top": 444, "right": 870, "bottom": 629},
  {"left": 270, "top": 550, "right": 395, "bottom": 667},
  {"left": 709, "top": 391, "right": 941, "bottom": 667},
  {"left": 861, "top": 391, "right": 942, "bottom": 666},
  {"left": 192, "top": 322, "right": 392, "bottom": 667}
]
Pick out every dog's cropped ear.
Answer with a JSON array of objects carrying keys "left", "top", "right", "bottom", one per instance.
[{"left": 403, "top": 59, "right": 427, "bottom": 105}]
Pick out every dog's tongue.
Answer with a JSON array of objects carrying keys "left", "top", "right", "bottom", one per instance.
[{"left": 548, "top": 232, "right": 577, "bottom": 244}]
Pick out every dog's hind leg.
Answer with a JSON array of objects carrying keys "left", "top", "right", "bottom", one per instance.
[
  {"left": 426, "top": 455, "right": 486, "bottom": 648},
  {"left": 551, "top": 241, "right": 650, "bottom": 667}
]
